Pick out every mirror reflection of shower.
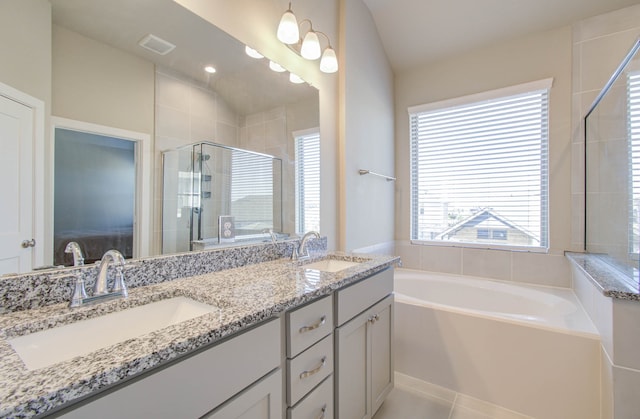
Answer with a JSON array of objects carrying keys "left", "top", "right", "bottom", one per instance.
[{"left": 162, "top": 142, "right": 283, "bottom": 253}]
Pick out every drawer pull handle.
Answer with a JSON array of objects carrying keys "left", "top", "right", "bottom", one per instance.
[
  {"left": 300, "top": 356, "right": 327, "bottom": 379},
  {"left": 299, "top": 315, "right": 326, "bottom": 334},
  {"left": 316, "top": 404, "right": 327, "bottom": 419}
]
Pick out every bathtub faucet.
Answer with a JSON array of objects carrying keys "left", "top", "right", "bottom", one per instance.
[{"left": 291, "top": 231, "right": 320, "bottom": 261}]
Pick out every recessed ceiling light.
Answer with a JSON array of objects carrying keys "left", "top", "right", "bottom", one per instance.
[{"left": 205, "top": 66, "right": 216, "bottom": 74}]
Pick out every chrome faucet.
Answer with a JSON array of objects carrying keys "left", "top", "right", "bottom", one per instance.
[
  {"left": 291, "top": 231, "right": 320, "bottom": 261},
  {"left": 69, "top": 249, "right": 127, "bottom": 308},
  {"left": 95, "top": 249, "right": 127, "bottom": 296},
  {"left": 64, "top": 241, "right": 84, "bottom": 266}
]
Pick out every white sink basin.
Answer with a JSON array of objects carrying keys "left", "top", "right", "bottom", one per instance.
[
  {"left": 8, "top": 296, "right": 218, "bottom": 371},
  {"left": 303, "top": 259, "right": 361, "bottom": 272}
]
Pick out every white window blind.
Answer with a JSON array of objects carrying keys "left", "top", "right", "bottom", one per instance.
[
  {"left": 628, "top": 72, "right": 640, "bottom": 255},
  {"left": 410, "top": 84, "right": 550, "bottom": 249},
  {"left": 295, "top": 130, "right": 320, "bottom": 234},
  {"left": 230, "top": 150, "right": 274, "bottom": 231}
]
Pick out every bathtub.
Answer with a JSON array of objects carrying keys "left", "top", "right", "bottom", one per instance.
[{"left": 393, "top": 268, "right": 601, "bottom": 419}]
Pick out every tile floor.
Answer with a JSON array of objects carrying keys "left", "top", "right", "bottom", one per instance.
[{"left": 373, "top": 373, "right": 533, "bottom": 419}]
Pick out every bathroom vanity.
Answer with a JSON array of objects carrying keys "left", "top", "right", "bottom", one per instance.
[{"left": 0, "top": 249, "right": 398, "bottom": 419}]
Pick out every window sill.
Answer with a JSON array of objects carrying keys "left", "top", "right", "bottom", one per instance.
[{"left": 410, "top": 239, "right": 548, "bottom": 253}]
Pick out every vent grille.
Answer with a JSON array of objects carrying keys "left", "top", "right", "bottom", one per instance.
[{"left": 138, "top": 34, "right": 175, "bottom": 55}]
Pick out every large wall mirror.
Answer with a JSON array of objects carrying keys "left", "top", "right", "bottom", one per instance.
[{"left": 7, "top": 0, "right": 319, "bottom": 272}]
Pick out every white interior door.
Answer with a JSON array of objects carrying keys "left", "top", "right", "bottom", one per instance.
[{"left": 0, "top": 94, "right": 34, "bottom": 275}]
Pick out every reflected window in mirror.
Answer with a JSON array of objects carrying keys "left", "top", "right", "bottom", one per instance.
[
  {"left": 629, "top": 71, "right": 640, "bottom": 256},
  {"left": 294, "top": 129, "right": 320, "bottom": 234}
]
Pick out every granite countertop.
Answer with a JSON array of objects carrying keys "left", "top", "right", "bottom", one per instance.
[
  {"left": 0, "top": 252, "right": 399, "bottom": 419},
  {"left": 565, "top": 252, "right": 640, "bottom": 301}
]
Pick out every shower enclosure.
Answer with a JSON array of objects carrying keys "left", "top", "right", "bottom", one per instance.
[
  {"left": 585, "top": 37, "right": 640, "bottom": 274},
  {"left": 162, "top": 142, "right": 282, "bottom": 253}
]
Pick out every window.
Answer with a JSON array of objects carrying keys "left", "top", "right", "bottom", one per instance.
[
  {"left": 628, "top": 72, "right": 640, "bottom": 255},
  {"left": 230, "top": 149, "right": 275, "bottom": 234},
  {"left": 409, "top": 79, "right": 551, "bottom": 250},
  {"left": 295, "top": 129, "right": 320, "bottom": 234}
]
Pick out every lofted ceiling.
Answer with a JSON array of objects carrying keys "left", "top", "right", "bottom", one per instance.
[{"left": 363, "top": 0, "right": 640, "bottom": 72}]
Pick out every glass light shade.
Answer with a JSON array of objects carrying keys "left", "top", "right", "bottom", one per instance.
[
  {"left": 289, "top": 73, "right": 304, "bottom": 84},
  {"left": 300, "top": 31, "right": 321, "bottom": 60},
  {"left": 269, "top": 60, "right": 286, "bottom": 72},
  {"left": 277, "top": 10, "right": 299, "bottom": 44},
  {"left": 245, "top": 45, "right": 264, "bottom": 59},
  {"left": 320, "top": 47, "right": 338, "bottom": 73}
]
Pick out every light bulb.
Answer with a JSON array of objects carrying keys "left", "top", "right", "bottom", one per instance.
[
  {"left": 245, "top": 45, "right": 263, "bottom": 59},
  {"left": 300, "top": 30, "right": 321, "bottom": 60},
  {"left": 277, "top": 9, "right": 299, "bottom": 44},
  {"left": 320, "top": 47, "right": 338, "bottom": 73},
  {"left": 289, "top": 73, "right": 304, "bottom": 84},
  {"left": 269, "top": 61, "right": 286, "bottom": 72}
]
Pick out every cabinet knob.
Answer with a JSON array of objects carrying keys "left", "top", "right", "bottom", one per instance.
[{"left": 21, "top": 239, "right": 36, "bottom": 248}]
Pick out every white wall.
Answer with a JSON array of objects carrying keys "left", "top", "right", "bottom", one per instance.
[
  {"left": 394, "top": 26, "right": 573, "bottom": 286},
  {"left": 339, "top": 0, "right": 395, "bottom": 251}
]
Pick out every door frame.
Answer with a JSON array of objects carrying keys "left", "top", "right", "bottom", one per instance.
[
  {"left": 51, "top": 117, "right": 152, "bottom": 259},
  {"left": 0, "top": 81, "right": 45, "bottom": 270}
]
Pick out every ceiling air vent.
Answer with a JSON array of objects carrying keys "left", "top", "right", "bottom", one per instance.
[{"left": 138, "top": 34, "right": 175, "bottom": 55}]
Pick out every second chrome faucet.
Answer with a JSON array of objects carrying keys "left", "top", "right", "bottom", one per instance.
[{"left": 291, "top": 231, "right": 320, "bottom": 261}]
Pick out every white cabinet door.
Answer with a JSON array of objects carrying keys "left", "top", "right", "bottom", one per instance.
[
  {"left": 0, "top": 93, "right": 34, "bottom": 275},
  {"left": 336, "top": 308, "right": 369, "bottom": 419},
  {"left": 203, "top": 369, "right": 282, "bottom": 419},
  {"left": 56, "top": 319, "right": 281, "bottom": 419},
  {"left": 370, "top": 297, "right": 393, "bottom": 415},
  {"left": 335, "top": 295, "right": 394, "bottom": 419}
]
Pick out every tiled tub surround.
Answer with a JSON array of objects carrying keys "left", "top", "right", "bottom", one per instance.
[
  {"left": 0, "top": 241, "right": 401, "bottom": 418},
  {"left": 394, "top": 268, "right": 601, "bottom": 418},
  {"left": 566, "top": 253, "right": 640, "bottom": 418}
]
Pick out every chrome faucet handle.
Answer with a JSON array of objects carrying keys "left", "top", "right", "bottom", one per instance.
[
  {"left": 69, "top": 275, "right": 88, "bottom": 308},
  {"left": 111, "top": 265, "right": 128, "bottom": 297}
]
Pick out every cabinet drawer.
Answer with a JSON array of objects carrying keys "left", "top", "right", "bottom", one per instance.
[
  {"left": 288, "top": 375, "right": 333, "bottom": 419},
  {"left": 336, "top": 268, "right": 393, "bottom": 326},
  {"left": 287, "top": 295, "right": 333, "bottom": 357},
  {"left": 287, "top": 334, "right": 334, "bottom": 405}
]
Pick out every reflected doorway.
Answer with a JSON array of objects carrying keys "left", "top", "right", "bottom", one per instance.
[
  {"left": 54, "top": 128, "right": 135, "bottom": 265},
  {"left": 51, "top": 118, "right": 151, "bottom": 266}
]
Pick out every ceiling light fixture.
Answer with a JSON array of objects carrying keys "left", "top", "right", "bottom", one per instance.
[
  {"left": 289, "top": 73, "right": 305, "bottom": 84},
  {"left": 269, "top": 60, "right": 286, "bottom": 72},
  {"left": 276, "top": 3, "right": 338, "bottom": 74},
  {"left": 245, "top": 45, "right": 264, "bottom": 59},
  {"left": 204, "top": 66, "right": 216, "bottom": 74}
]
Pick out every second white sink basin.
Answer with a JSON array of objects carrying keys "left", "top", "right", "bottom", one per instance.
[
  {"left": 9, "top": 296, "right": 218, "bottom": 371},
  {"left": 303, "top": 259, "right": 361, "bottom": 272}
]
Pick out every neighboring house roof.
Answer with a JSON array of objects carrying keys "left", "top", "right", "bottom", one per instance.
[{"left": 435, "top": 207, "right": 539, "bottom": 242}]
